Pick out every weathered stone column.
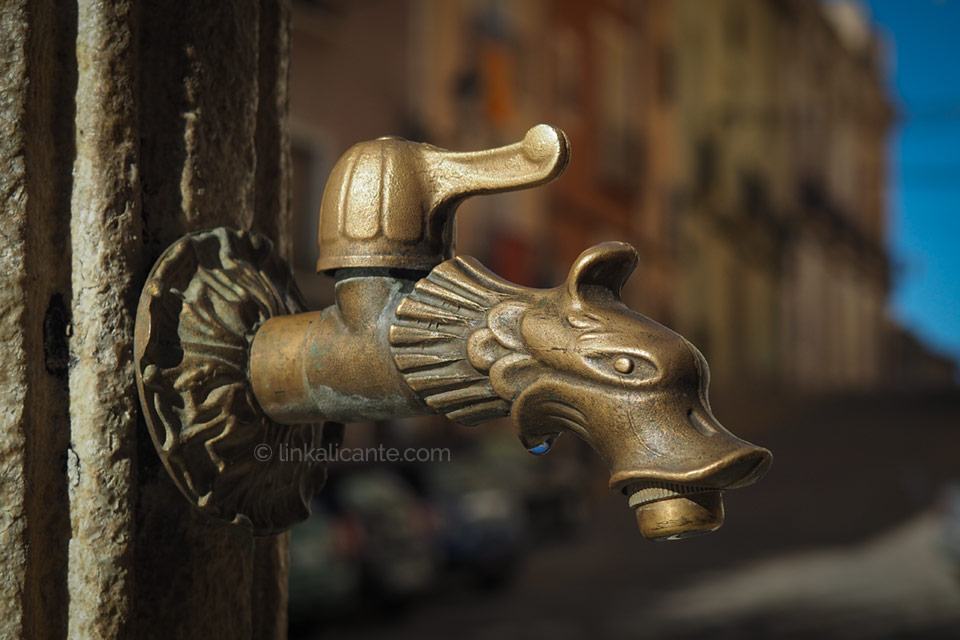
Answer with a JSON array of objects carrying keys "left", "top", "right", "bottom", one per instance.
[{"left": 1, "top": 1, "right": 293, "bottom": 638}]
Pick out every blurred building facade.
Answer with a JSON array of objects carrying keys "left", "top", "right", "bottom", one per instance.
[
  {"left": 288, "top": 0, "right": 955, "bottom": 394},
  {"left": 671, "top": 0, "right": 894, "bottom": 393}
]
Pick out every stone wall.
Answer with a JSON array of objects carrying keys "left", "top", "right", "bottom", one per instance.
[{"left": 0, "top": 1, "right": 293, "bottom": 638}]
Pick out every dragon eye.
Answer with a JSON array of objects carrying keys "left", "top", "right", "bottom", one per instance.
[
  {"left": 607, "top": 353, "right": 658, "bottom": 380},
  {"left": 613, "top": 356, "right": 634, "bottom": 374},
  {"left": 583, "top": 351, "right": 658, "bottom": 383}
]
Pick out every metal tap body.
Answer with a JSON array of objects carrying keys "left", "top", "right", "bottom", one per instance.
[{"left": 134, "top": 125, "right": 771, "bottom": 539}]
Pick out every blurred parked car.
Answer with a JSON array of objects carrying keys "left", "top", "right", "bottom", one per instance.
[
  {"left": 522, "top": 459, "right": 587, "bottom": 542},
  {"left": 421, "top": 460, "right": 529, "bottom": 589},
  {"left": 473, "top": 430, "right": 589, "bottom": 542},
  {"left": 326, "top": 468, "right": 438, "bottom": 606},
  {"left": 287, "top": 503, "right": 362, "bottom": 629},
  {"left": 289, "top": 466, "right": 438, "bottom": 629}
]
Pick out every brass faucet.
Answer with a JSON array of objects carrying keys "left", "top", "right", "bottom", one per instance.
[{"left": 134, "top": 125, "right": 771, "bottom": 540}]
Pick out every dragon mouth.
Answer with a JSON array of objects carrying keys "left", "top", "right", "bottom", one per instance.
[
  {"left": 609, "top": 444, "right": 772, "bottom": 494},
  {"left": 618, "top": 444, "right": 770, "bottom": 542}
]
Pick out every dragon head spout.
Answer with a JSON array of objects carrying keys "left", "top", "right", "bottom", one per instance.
[
  {"left": 501, "top": 242, "right": 769, "bottom": 489},
  {"left": 391, "top": 242, "right": 771, "bottom": 539}
]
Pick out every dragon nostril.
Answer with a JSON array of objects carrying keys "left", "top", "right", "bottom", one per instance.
[{"left": 687, "top": 408, "right": 718, "bottom": 437}]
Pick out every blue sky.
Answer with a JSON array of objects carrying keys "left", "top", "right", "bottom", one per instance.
[{"left": 863, "top": 0, "right": 960, "bottom": 363}]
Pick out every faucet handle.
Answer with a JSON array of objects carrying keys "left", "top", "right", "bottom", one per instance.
[{"left": 316, "top": 124, "right": 570, "bottom": 273}]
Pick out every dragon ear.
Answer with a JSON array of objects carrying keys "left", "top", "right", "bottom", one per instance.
[{"left": 565, "top": 242, "right": 638, "bottom": 302}]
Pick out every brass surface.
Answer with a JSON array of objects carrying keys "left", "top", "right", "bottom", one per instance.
[
  {"left": 136, "top": 126, "right": 771, "bottom": 540},
  {"left": 133, "top": 229, "right": 327, "bottom": 534},
  {"left": 316, "top": 124, "right": 569, "bottom": 272},
  {"left": 251, "top": 277, "right": 426, "bottom": 423},
  {"left": 635, "top": 492, "right": 725, "bottom": 541},
  {"left": 386, "top": 244, "right": 772, "bottom": 504}
]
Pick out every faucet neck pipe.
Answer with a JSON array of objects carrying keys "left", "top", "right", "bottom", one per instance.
[{"left": 250, "top": 276, "right": 428, "bottom": 424}]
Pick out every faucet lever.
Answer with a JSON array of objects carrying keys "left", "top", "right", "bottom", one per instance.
[
  {"left": 422, "top": 124, "right": 570, "bottom": 220},
  {"left": 316, "top": 124, "right": 569, "bottom": 273}
]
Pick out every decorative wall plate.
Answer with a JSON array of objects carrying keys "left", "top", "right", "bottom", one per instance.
[{"left": 134, "top": 228, "right": 326, "bottom": 535}]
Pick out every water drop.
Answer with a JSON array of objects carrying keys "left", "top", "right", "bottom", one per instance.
[
  {"left": 527, "top": 434, "right": 558, "bottom": 455},
  {"left": 528, "top": 442, "right": 550, "bottom": 455}
]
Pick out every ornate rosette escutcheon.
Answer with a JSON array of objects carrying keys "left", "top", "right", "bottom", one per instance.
[{"left": 134, "top": 228, "right": 326, "bottom": 535}]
